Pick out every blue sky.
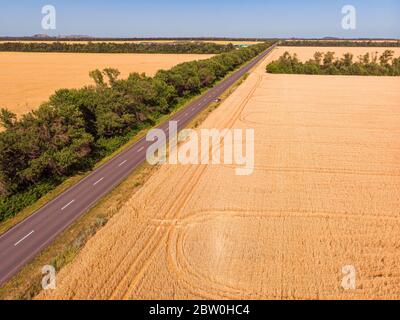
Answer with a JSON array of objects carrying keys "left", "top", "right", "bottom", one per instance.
[{"left": 1, "top": 0, "right": 399, "bottom": 38}]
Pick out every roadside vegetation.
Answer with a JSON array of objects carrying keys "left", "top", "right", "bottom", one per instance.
[
  {"left": 266, "top": 50, "right": 400, "bottom": 76},
  {"left": 0, "top": 41, "right": 236, "bottom": 54},
  {"left": 0, "top": 42, "right": 273, "bottom": 221},
  {"left": 0, "top": 70, "right": 250, "bottom": 300},
  {"left": 283, "top": 40, "right": 400, "bottom": 47}
]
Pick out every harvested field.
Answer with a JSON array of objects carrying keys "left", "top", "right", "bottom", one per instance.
[
  {"left": 38, "top": 48, "right": 400, "bottom": 300},
  {"left": 276, "top": 46, "right": 400, "bottom": 61},
  {"left": 0, "top": 53, "right": 213, "bottom": 116}
]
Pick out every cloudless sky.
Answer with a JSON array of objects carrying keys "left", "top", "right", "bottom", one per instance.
[{"left": 1, "top": 0, "right": 399, "bottom": 38}]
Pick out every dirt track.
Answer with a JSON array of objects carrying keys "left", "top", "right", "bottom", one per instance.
[
  {"left": 0, "top": 53, "right": 212, "bottom": 116},
  {"left": 38, "top": 47, "right": 400, "bottom": 300}
]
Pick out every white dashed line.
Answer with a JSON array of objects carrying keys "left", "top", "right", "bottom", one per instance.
[
  {"left": 14, "top": 231, "right": 34, "bottom": 247},
  {"left": 137, "top": 146, "right": 145, "bottom": 153},
  {"left": 93, "top": 177, "right": 104, "bottom": 186},
  {"left": 61, "top": 200, "right": 75, "bottom": 211},
  {"left": 118, "top": 160, "right": 127, "bottom": 167}
]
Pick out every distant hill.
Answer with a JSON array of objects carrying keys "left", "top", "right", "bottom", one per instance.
[{"left": 32, "top": 34, "right": 51, "bottom": 38}]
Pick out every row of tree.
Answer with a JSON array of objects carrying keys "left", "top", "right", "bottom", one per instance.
[
  {"left": 1, "top": 37, "right": 271, "bottom": 42},
  {"left": 0, "top": 42, "right": 273, "bottom": 221},
  {"left": 0, "top": 41, "right": 236, "bottom": 54},
  {"left": 282, "top": 40, "right": 400, "bottom": 47},
  {"left": 266, "top": 50, "right": 400, "bottom": 76}
]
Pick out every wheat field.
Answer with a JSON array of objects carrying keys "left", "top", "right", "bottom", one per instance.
[
  {"left": 0, "top": 53, "right": 213, "bottom": 116},
  {"left": 37, "top": 47, "right": 400, "bottom": 300}
]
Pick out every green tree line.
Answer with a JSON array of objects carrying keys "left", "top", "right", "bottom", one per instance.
[
  {"left": 0, "top": 41, "right": 236, "bottom": 54},
  {"left": 282, "top": 40, "right": 400, "bottom": 47},
  {"left": 1, "top": 37, "right": 271, "bottom": 42},
  {"left": 0, "top": 42, "right": 274, "bottom": 221},
  {"left": 266, "top": 50, "right": 400, "bottom": 76}
]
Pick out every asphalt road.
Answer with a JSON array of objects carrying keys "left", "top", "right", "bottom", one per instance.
[{"left": 0, "top": 44, "right": 276, "bottom": 286}]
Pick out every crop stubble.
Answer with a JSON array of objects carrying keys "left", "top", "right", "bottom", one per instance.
[{"left": 38, "top": 47, "right": 400, "bottom": 300}]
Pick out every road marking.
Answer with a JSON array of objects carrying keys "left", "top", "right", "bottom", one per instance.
[
  {"left": 185, "top": 112, "right": 189, "bottom": 116},
  {"left": 118, "top": 160, "right": 127, "bottom": 167},
  {"left": 93, "top": 177, "right": 104, "bottom": 186},
  {"left": 137, "top": 146, "right": 145, "bottom": 153},
  {"left": 14, "top": 231, "right": 34, "bottom": 246},
  {"left": 191, "top": 107, "right": 196, "bottom": 111},
  {"left": 61, "top": 200, "right": 75, "bottom": 211}
]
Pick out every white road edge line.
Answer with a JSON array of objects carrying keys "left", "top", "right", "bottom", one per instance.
[
  {"left": 61, "top": 200, "right": 75, "bottom": 211},
  {"left": 14, "top": 231, "right": 34, "bottom": 246},
  {"left": 118, "top": 160, "right": 127, "bottom": 167},
  {"left": 93, "top": 177, "right": 104, "bottom": 186}
]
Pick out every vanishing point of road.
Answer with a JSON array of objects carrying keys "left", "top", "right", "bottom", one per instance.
[{"left": 0, "top": 44, "right": 276, "bottom": 285}]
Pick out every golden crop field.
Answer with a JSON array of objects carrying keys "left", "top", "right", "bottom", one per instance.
[
  {"left": 38, "top": 47, "right": 400, "bottom": 300},
  {"left": 0, "top": 53, "right": 213, "bottom": 116}
]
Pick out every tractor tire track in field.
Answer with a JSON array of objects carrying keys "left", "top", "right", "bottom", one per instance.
[
  {"left": 37, "top": 47, "right": 400, "bottom": 300},
  {"left": 109, "top": 68, "right": 264, "bottom": 299},
  {"left": 160, "top": 208, "right": 400, "bottom": 299}
]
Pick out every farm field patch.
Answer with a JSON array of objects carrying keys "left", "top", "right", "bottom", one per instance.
[
  {"left": 37, "top": 48, "right": 400, "bottom": 300},
  {"left": 0, "top": 52, "right": 213, "bottom": 116}
]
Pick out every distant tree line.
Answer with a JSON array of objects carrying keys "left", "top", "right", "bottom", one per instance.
[
  {"left": 0, "top": 42, "right": 274, "bottom": 221},
  {"left": 266, "top": 50, "right": 400, "bottom": 76},
  {"left": 282, "top": 40, "right": 400, "bottom": 47},
  {"left": 0, "top": 37, "right": 272, "bottom": 42},
  {"left": 0, "top": 41, "right": 236, "bottom": 54}
]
